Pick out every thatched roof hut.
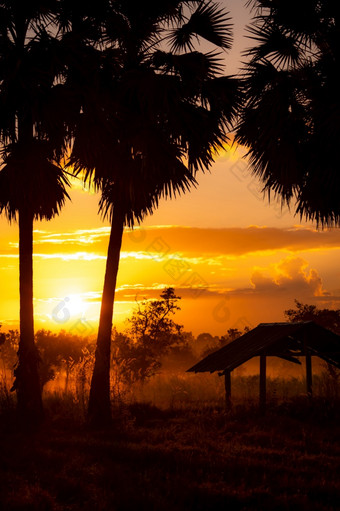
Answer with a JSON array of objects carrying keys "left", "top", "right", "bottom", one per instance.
[{"left": 188, "top": 321, "right": 340, "bottom": 409}]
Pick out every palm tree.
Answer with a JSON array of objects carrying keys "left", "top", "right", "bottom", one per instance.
[
  {"left": 0, "top": 2, "right": 70, "bottom": 425},
  {"left": 69, "top": 0, "right": 241, "bottom": 425},
  {"left": 236, "top": 0, "right": 339, "bottom": 226}
]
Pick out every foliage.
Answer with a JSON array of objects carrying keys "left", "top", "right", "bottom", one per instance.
[
  {"left": 127, "top": 288, "right": 183, "bottom": 350},
  {"left": 0, "top": 327, "right": 94, "bottom": 390},
  {"left": 68, "top": 0, "right": 240, "bottom": 227},
  {"left": 236, "top": 0, "right": 340, "bottom": 226},
  {"left": 0, "top": 1, "right": 72, "bottom": 425},
  {"left": 200, "top": 327, "right": 250, "bottom": 358},
  {"left": 220, "top": 327, "right": 250, "bottom": 344},
  {"left": 64, "top": 0, "right": 241, "bottom": 425},
  {"left": 285, "top": 300, "right": 340, "bottom": 335},
  {"left": 0, "top": 328, "right": 19, "bottom": 370},
  {"left": 112, "top": 288, "right": 188, "bottom": 383},
  {"left": 285, "top": 300, "right": 340, "bottom": 382},
  {"left": 35, "top": 330, "right": 94, "bottom": 389},
  {"left": 0, "top": 3, "right": 70, "bottom": 221}
]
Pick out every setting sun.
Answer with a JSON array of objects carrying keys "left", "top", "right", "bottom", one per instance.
[{"left": 54, "top": 294, "right": 88, "bottom": 321}]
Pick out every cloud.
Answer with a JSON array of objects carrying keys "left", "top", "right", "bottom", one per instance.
[
  {"left": 2, "top": 225, "right": 340, "bottom": 259},
  {"left": 33, "top": 227, "right": 111, "bottom": 246},
  {"left": 232, "top": 256, "right": 329, "bottom": 298},
  {"left": 275, "top": 257, "right": 327, "bottom": 297},
  {"left": 34, "top": 252, "right": 107, "bottom": 261},
  {"left": 114, "top": 283, "right": 220, "bottom": 302},
  {"left": 123, "top": 225, "right": 340, "bottom": 257}
]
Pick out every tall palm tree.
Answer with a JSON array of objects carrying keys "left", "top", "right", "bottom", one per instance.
[
  {"left": 69, "top": 0, "right": 241, "bottom": 425},
  {"left": 236, "top": 0, "right": 339, "bottom": 226},
  {"left": 0, "top": 1, "right": 70, "bottom": 425}
]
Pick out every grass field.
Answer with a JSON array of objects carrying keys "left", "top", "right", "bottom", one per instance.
[{"left": 1, "top": 374, "right": 340, "bottom": 511}]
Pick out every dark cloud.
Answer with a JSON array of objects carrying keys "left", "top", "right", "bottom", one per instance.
[{"left": 123, "top": 225, "right": 340, "bottom": 256}]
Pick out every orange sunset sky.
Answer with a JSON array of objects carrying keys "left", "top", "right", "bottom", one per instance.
[{"left": 1, "top": 1, "right": 340, "bottom": 337}]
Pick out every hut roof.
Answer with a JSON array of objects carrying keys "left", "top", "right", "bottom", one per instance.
[{"left": 187, "top": 321, "right": 340, "bottom": 374}]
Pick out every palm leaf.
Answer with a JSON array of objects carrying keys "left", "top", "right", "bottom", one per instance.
[
  {"left": 245, "top": 24, "right": 302, "bottom": 68},
  {"left": 169, "top": 1, "right": 232, "bottom": 51},
  {"left": 152, "top": 49, "right": 224, "bottom": 81},
  {"left": 0, "top": 140, "right": 70, "bottom": 222}
]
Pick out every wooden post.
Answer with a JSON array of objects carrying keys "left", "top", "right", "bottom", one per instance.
[
  {"left": 303, "top": 329, "right": 312, "bottom": 399},
  {"left": 259, "top": 355, "right": 266, "bottom": 413},
  {"left": 224, "top": 371, "right": 231, "bottom": 410},
  {"left": 306, "top": 353, "right": 312, "bottom": 398}
]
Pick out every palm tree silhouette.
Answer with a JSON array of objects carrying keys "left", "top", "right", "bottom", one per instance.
[
  {"left": 0, "top": 3, "right": 70, "bottom": 425},
  {"left": 69, "top": 0, "right": 241, "bottom": 425},
  {"left": 236, "top": 0, "right": 339, "bottom": 225}
]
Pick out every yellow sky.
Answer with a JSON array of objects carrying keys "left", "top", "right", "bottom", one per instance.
[
  {"left": 2, "top": 144, "right": 340, "bottom": 336},
  {"left": 1, "top": 1, "right": 340, "bottom": 336}
]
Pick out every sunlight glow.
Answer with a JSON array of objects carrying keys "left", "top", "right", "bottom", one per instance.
[{"left": 65, "top": 294, "right": 89, "bottom": 318}]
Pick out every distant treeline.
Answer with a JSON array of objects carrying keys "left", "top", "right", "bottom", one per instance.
[{"left": 2, "top": 297, "right": 340, "bottom": 390}]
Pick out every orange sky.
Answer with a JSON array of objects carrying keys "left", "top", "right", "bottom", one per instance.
[
  {"left": 1, "top": 1, "right": 340, "bottom": 337},
  {"left": 2, "top": 145, "right": 340, "bottom": 336}
]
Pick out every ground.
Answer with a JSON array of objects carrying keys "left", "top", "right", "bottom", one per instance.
[{"left": 1, "top": 400, "right": 339, "bottom": 511}]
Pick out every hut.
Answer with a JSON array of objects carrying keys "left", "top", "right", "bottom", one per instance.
[{"left": 187, "top": 321, "right": 340, "bottom": 410}]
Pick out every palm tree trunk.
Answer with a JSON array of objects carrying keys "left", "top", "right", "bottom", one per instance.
[
  {"left": 64, "top": 358, "right": 70, "bottom": 394},
  {"left": 88, "top": 204, "right": 125, "bottom": 426},
  {"left": 14, "top": 210, "right": 43, "bottom": 426}
]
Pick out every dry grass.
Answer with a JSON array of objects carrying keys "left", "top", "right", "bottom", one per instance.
[
  {"left": 0, "top": 401, "right": 340, "bottom": 510},
  {"left": 0, "top": 369, "right": 340, "bottom": 510}
]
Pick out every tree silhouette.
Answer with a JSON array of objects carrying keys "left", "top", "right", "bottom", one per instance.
[
  {"left": 0, "top": 2, "right": 70, "bottom": 426},
  {"left": 35, "top": 329, "right": 93, "bottom": 391},
  {"left": 69, "top": 0, "right": 241, "bottom": 425},
  {"left": 236, "top": 0, "right": 339, "bottom": 226},
  {"left": 112, "top": 288, "right": 186, "bottom": 384},
  {"left": 285, "top": 300, "right": 340, "bottom": 335}
]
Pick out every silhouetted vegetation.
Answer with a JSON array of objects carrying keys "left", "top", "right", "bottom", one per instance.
[
  {"left": 67, "top": 0, "right": 241, "bottom": 426},
  {"left": 237, "top": 0, "right": 339, "bottom": 226},
  {"left": 112, "top": 288, "right": 190, "bottom": 384},
  {"left": 1, "top": 293, "right": 340, "bottom": 509},
  {"left": 0, "top": 1, "right": 71, "bottom": 426},
  {"left": 285, "top": 300, "right": 340, "bottom": 335},
  {"left": 1, "top": 1, "right": 340, "bottom": 508},
  {"left": 200, "top": 326, "right": 250, "bottom": 357},
  {"left": 0, "top": 394, "right": 340, "bottom": 510}
]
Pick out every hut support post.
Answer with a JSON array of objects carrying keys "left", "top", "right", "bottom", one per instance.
[
  {"left": 224, "top": 371, "right": 231, "bottom": 410},
  {"left": 306, "top": 353, "right": 312, "bottom": 398},
  {"left": 259, "top": 355, "right": 266, "bottom": 413}
]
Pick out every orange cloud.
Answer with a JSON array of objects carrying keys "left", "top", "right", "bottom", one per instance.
[
  {"left": 123, "top": 225, "right": 340, "bottom": 256},
  {"left": 249, "top": 257, "right": 329, "bottom": 297},
  {"left": 2, "top": 225, "right": 340, "bottom": 260}
]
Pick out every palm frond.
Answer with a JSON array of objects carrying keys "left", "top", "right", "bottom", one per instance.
[
  {"left": 238, "top": 0, "right": 340, "bottom": 226},
  {"left": 152, "top": 49, "right": 223, "bottom": 80},
  {"left": 245, "top": 24, "right": 302, "bottom": 69},
  {"left": 201, "top": 75, "right": 242, "bottom": 126},
  {"left": 97, "top": 141, "right": 197, "bottom": 228},
  {"left": 63, "top": 0, "right": 240, "bottom": 229},
  {"left": 169, "top": 1, "right": 232, "bottom": 52},
  {"left": 0, "top": 140, "right": 70, "bottom": 222}
]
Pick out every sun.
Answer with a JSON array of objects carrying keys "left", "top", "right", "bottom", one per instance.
[{"left": 65, "top": 294, "right": 88, "bottom": 318}]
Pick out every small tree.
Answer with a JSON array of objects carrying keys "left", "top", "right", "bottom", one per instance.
[
  {"left": 112, "top": 288, "right": 186, "bottom": 384},
  {"left": 128, "top": 288, "right": 183, "bottom": 351}
]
